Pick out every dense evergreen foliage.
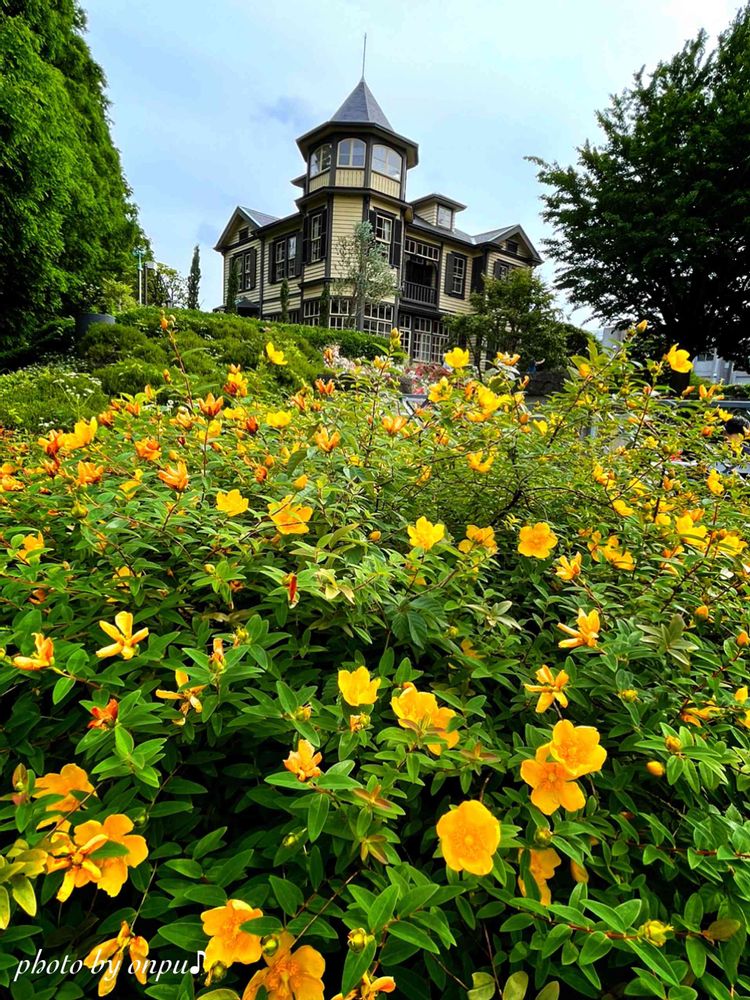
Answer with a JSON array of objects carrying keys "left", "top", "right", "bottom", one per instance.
[
  {"left": 532, "top": 5, "right": 750, "bottom": 365},
  {"left": 0, "top": 1, "right": 145, "bottom": 349}
]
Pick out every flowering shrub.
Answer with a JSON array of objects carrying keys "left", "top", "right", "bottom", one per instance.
[{"left": 0, "top": 320, "right": 749, "bottom": 1000}]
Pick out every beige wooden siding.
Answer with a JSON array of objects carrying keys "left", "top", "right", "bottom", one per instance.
[
  {"left": 303, "top": 260, "right": 325, "bottom": 283},
  {"left": 309, "top": 172, "right": 330, "bottom": 192},
  {"left": 370, "top": 196, "right": 401, "bottom": 215},
  {"left": 224, "top": 242, "right": 262, "bottom": 305},
  {"left": 485, "top": 249, "right": 532, "bottom": 280},
  {"left": 438, "top": 252, "right": 473, "bottom": 315},
  {"left": 330, "top": 196, "right": 365, "bottom": 278},
  {"left": 336, "top": 168, "right": 365, "bottom": 188},
  {"left": 414, "top": 203, "right": 438, "bottom": 226},
  {"left": 371, "top": 173, "right": 400, "bottom": 198}
]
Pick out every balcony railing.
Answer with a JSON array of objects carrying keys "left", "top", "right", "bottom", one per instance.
[{"left": 402, "top": 281, "right": 436, "bottom": 305}]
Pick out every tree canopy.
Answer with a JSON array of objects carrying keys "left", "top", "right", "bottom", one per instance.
[
  {"left": 0, "top": 1, "right": 146, "bottom": 349},
  {"left": 531, "top": 5, "right": 750, "bottom": 366},
  {"left": 449, "top": 268, "right": 572, "bottom": 372}
]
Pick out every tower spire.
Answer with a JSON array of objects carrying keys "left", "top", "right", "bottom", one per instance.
[{"left": 361, "top": 33, "right": 367, "bottom": 80}]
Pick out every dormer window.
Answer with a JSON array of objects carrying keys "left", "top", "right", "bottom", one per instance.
[
  {"left": 337, "top": 138, "right": 366, "bottom": 168},
  {"left": 310, "top": 143, "right": 332, "bottom": 177},
  {"left": 506, "top": 239, "right": 519, "bottom": 255},
  {"left": 436, "top": 205, "right": 453, "bottom": 229},
  {"left": 372, "top": 144, "right": 402, "bottom": 180}
]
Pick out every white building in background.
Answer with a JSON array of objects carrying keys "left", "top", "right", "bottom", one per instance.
[{"left": 596, "top": 325, "right": 750, "bottom": 385}]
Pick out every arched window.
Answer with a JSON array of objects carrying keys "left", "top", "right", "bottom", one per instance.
[
  {"left": 372, "top": 144, "right": 402, "bottom": 180},
  {"left": 337, "top": 138, "right": 366, "bottom": 168},
  {"left": 310, "top": 143, "right": 332, "bottom": 177}
]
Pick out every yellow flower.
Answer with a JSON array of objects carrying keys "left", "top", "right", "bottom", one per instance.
[
  {"left": 17, "top": 532, "right": 44, "bottom": 564},
  {"left": 266, "top": 341, "right": 288, "bottom": 365},
  {"left": 201, "top": 899, "right": 263, "bottom": 972},
  {"left": 158, "top": 461, "right": 189, "bottom": 491},
  {"left": 466, "top": 450, "right": 495, "bottom": 473},
  {"left": 444, "top": 347, "right": 470, "bottom": 368},
  {"left": 407, "top": 516, "right": 445, "bottom": 551},
  {"left": 554, "top": 553, "right": 582, "bottom": 581},
  {"left": 134, "top": 438, "right": 161, "bottom": 462},
  {"left": 674, "top": 513, "right": 708, "bottom": 549},
  {"left": 338, "top": 666, "right": 381, "bottom": 706},
  {"left": 216, "top": 489, "right": 250, "bottom": 517},
  {"left": 32, "top": 763, "right": 95, "bottom": 822},
  {"left": 242, "top": 933, "right": 325, "bottom": 1000},
  {"left": 716, "top": 531, "right": 747, "bottom": 557},
  {"left": 314, "top": 427, "right": 341, "bottom": 452},
  {"left": 646, "top": 761, "right": 665, "bottom": 777},
  {"left": 524, "top": 666, "right": 569, "bottom": 713},
  {"left": 391, "top": 682, "right": 459, "bottom": 755},
  {"left": 293, "top": 474, "right": 309, "bottom": 490},
  {"left": 436, "top": 799, "right": 500, "bottom": 876},
  {"left": 638, "top": 920, "right": 673, "bottom": 947},
  {"left": 612, "top": 498, "right": 634, "bottom": 517},
  {"left": 332, "top": 972, "right": 397, "bottom": 1000},
  {"left": 458, "top": 524, "right": 497, "bottom": 555},
  {"left": 636, "top": 320, "right": 648, "bottom": 333},
  {"left": 706, "top": 469, "right": 724, "bottom": 496},
  {"left": 496, "top": 351, "right": 520, "bottom": 367},
  {"left": 283, "top": 739, "right": 323, "bottom": 781},
  {"left": 737, "top": 630, "right": 749, "bottom": 647},
  {"left": 735, "top": 686, "right": 749, "bottom": 704},
  {"left": 518, "top": 847, "right": 561, "bottom": 906},
  {"left": 156, "top": 669, "right": 206, "bottom": 725},
  {"left": 518, "top": 522, "right": 558, "bottom": 559},
  {"left": 96, "top": 612, "right": 149, "bottom": 660},
  {"left": 60, "top": 416, "right": 97, "bottom": 452},
  {"left": 84, "top": 920, "right": 149, "bottom": 996},
  {"left": 45, "top": 827, "right": 108, "bottom": 901},
  {"left": 664, "top": 344, "right": 692, "bottom": 373},
  {"left": 428, "top": 377, "right": 452, "bottom": 403},
  {"left": 557, "top": 608, "right": 600, "bottom": 649},
  {"left": 543, "top": 719, "right": 607, "bottom": 777},
  {"left": 266, "top": 410, "right": 292, "bottom": 429},
  {"left": 12, "top": 632, "right": 55, "bottom": 671},
  {"left": 268, "top": 495, "right": 313, "bottom": 535},
  {"left": 74, "top": 813, "right": 148, "bottom": 897},
  {"left": 76, "top": 461, "right": 104, "bottom": 486},
  {"left": 520, "top": 747, "right": 586, "bottom": 815}
]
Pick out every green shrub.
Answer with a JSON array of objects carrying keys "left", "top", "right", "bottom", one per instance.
[{"left": 0, "top": 362, "right": 107, "bottom": 431}]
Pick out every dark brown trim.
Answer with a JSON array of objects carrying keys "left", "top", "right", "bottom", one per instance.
[
  {"left": 259, "top": 235, "right": 265, "bottom": 314},
  {"left": 324, "top": 194, "right": 333, "bottom": 280}
]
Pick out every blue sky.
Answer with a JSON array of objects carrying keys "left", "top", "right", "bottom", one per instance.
[{"left": 85, "top": 0, "right": 738, "bottom": 324}]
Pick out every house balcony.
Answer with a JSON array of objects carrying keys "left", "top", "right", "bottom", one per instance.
[{"left": 402, "top": 281, "right": 436, "bottom": 306}]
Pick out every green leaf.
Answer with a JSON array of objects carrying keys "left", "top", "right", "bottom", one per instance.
[
  {"left": 52, "top": 676, "right": 75, "bottom": 704},
  {"left": 269, "top": 875, "right": 303, "bottom": 916},
  {"left": 198, "top": 992, "right": 242, "bottom": 1000},
  {"left": 192, "top": 827, "right": 228, "bottom": 860},
  {"left": 241, "top": 916, "right": 283, "bottom": 935},
  {"left": 114, "top": 726, "right": 134, "bottom": 758},
  {"left": 164, "top": 859, "right": 203, "bottom": 878},
  {"left": 541, "top": 923, "right": 571, "bottom": 958},
  {"left": 369, "top": 883, "right": 400, "bottom": 934},
  {"left": 685, "top": 935, "right": 706, "bottom": 979},
  {"left": 90, "top": 840, "right": 132, "bottom": 859},
  {"left": 468, "top": 971, "right": 497, "bottom": 1000},
  {"left": 578, "top": 931, "right": 612, "bottom": 965},
  {"left": 0, "top": 886, "right": 9, "bottom": 929},
  {"left": 502, "top": 971, "right": 529, "bottom": 1000},
  {"left": 615, "top": 899, "right": 642, "bottom": 928},
  {"left": 627, "top": 941, "right": 681, "bottom": 987},
  {"left": 341, "top": 938, "right": 376, "bottom": 996},
  {"left": 534, "top": 985, "right": 560, "bottom": 1000},
  {"left": 307, "top": 793, "right": 329, "bottom": 843},
  {"left": 388, "top": 920, "right": 439, "bottom": 953},
  {"left": 10, "top": 878, "right": 36, "bottom": 917},
  {"left": 155, "top": 920, "right": 206, "bottom": 951}
]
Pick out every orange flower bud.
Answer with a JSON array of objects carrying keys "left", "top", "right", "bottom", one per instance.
[{"left": 646, "top": 761, "right": 665, "bottom": 777}]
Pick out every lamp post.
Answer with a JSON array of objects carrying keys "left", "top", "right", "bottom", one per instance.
[
  {"left": 132, "top": 247, "right": 147, "bottom": 304},
  {"left": 144, "top": 261, "right": 157, "bottom": 307}
]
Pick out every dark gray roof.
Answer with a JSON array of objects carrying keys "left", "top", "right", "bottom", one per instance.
[
  {"left": 239, "top": 207, "right": 279, "bottom": 228},
  {"left": 411, "top": 193, "right": 467, "bottom": 212},
  {"left": 330, "top": 80, "right": 393, "bottom": 131},
  {"left": 411, "top": 214, "right": 476, "bottom": 246},
  {"left": 410, "top": 216, "right": 542, "bottom": 262}
]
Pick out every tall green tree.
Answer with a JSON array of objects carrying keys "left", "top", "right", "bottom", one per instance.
[
  {"left": 531, "top": 5, "right": 750, "bottom": 365},
  {"left": 333, "top": 221, "right": 399, "bottom": 329},
  {"left": 187, "top": 245, "right": 201, "bottom": 310},
  {"left": 450, "top": 268, "right": 568, "bottom": 372},
  {"left": 225, "top": 258, "right": 238, "bottom": 314},
  {"left": 0, "top": 1, "right": 146, "bottom": 349}
]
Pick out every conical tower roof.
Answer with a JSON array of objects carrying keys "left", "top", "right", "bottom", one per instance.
[{"left": 330, "top": 79, "right": 393, "bottom": 131}]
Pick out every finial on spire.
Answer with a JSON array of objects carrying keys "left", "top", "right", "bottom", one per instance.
[{"left": 361, "top": 32, "right": 367, "bottom": 80}]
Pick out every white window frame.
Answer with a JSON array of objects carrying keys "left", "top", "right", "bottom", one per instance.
[
  {"left": 436, "top": 205, "right": 452, "bottom": 229},
  {"left": 303, "top": 299, "right": 320, "bottom": 325},
  {"left": 274, "top": 241, "right": 286, "bottom": 281},
  {"left": 310, "top": 214, "right": 323, "bottom": 262},
  {"left": 372, "top": 144, "right": 402, "bottom": 180},
  {"left": 329, "top": 297, "right": 352, "bottom": 329},
  {"left": 363, "top": 303, "right": 393, "bottom": 337},
  {"left": 451, "top": 256, "right": 466, "bottom": 296},
  {"left": 310, "top": 143, "right": 332, "bottom": 177},
  {"left": 374, "top": 213, "right": 393, "bottom": 247},
  {"left": 337, "top": 138, "right": 366, "bottom": 168},
  {"left": 411, "top": 317, "right": 447, "bottom": 363}
]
